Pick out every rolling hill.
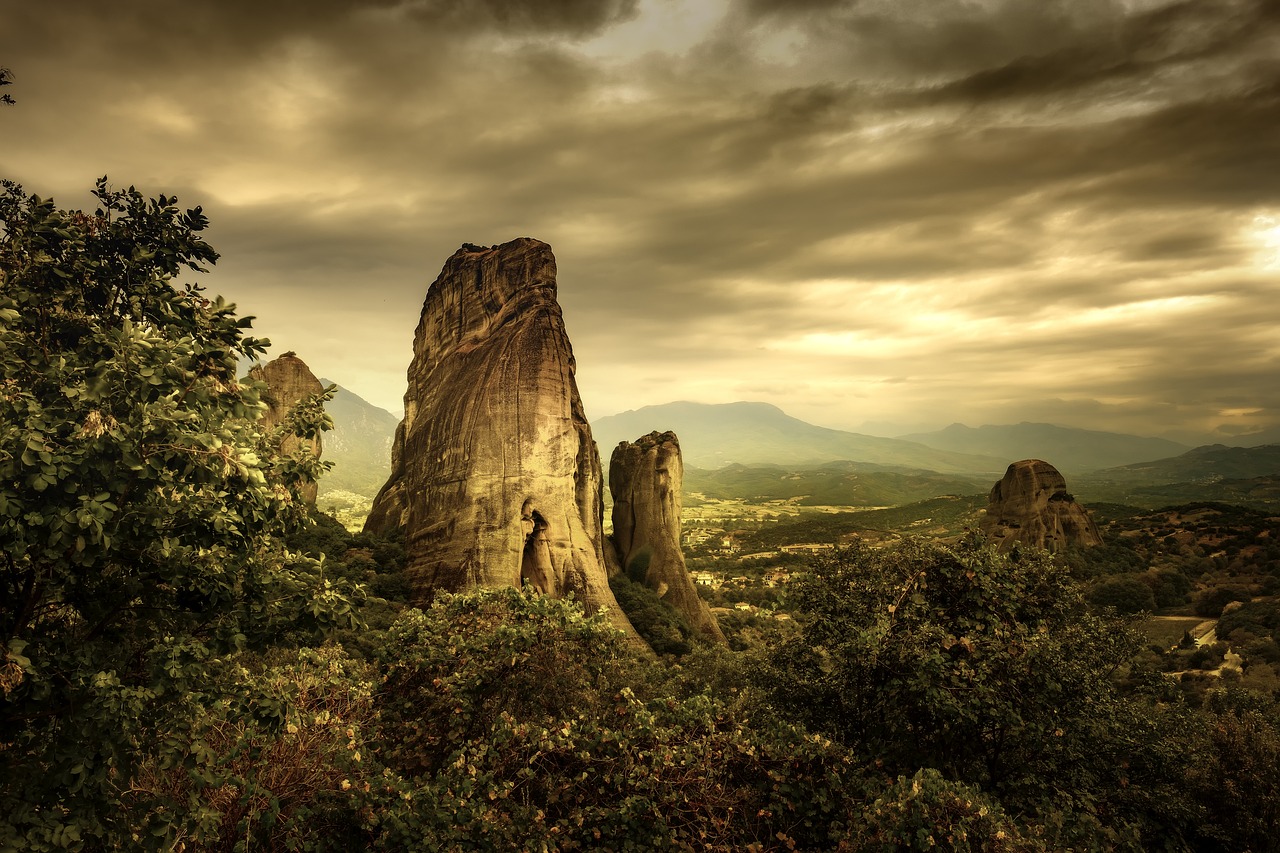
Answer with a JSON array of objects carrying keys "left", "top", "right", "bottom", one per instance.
[
  {"left": 1075, "top": 444, "right": 1280, "bottom": 509},
  {"left": 899, "top": 422, "right": 1190, "bottom": 474},
  {"left": 683, "top": 461, "right": 989, "bottom": 508}
]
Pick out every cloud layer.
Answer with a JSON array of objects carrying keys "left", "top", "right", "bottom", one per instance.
[{"left": 2, "top": 0, "right": 1277, "bottom": 442}]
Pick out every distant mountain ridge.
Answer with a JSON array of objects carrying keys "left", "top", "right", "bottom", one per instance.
[
  {"left": 317, "top": 381, "right": 399, "bottom": 497},
  {"left": 900, "top": 422, "right": 1190, "bottom": 475},
  {"left": 592, "top": 401, "right": 1007, "bottom": 475},
  {"left": 1096, "top": 442, "right": 1280, "bottom": 483},
  {"left": 316, "top": 389, "right": 1280, "bottom": 513},
  {"left": 1074, "top": 443, "right": 1280, "bottom": 509}
]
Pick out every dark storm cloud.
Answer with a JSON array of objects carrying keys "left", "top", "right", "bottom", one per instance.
[
  {"left": 740, "top": 0, "right": 850, "bottom": 15},
  {"left": 399, "top": 0, "right": 641, "bottom": 37},
  {"left": 923, "top": 0, "right": 1280, "bottom": 104},
  {"left": 1123, "top": 231, "right": 1236, "bottom": 265},
  {"left": 2, "top": 0, "right": 1277, "bottom": 437},
  {"left": 4, "top": 0, "right": 638, "bottom": 53},
  {"left": 727, "top": 0, "right": 1121, "bottom": 82}
]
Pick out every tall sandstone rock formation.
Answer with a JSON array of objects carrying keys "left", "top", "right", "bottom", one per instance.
[
  {"left": 248, "top": 351, "right": 324, "bottom": 505},
  {"left": 364, "top": 239, "right": 634, "bottom": 634},
  {"left": 980, "top": 459, "right": 1103, "bottom": 553},
  {"left": 610, "top": 432, "right": 725, "bottom": 644}
]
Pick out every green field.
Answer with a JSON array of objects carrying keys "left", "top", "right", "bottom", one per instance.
[{"left": 1137, "top": 616, "right": 1208, "bottom": 649}]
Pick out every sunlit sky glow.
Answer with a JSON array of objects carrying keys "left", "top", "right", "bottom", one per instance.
[{"left": 2, "top": 0, "right": 1278, "bottom": 445}]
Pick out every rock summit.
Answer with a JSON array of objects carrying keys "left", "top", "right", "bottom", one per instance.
[
  {"left": 364, "top": 239, "right": 633, "bottom": 634},
  {"left": 610, "top": 431, "right": 725, "bottom": 643},
  {"left": 980, "top": 459, "right": 1103, "bottom": 553},
  {"left": 248, "top": 351, "right": 324, "bottom": 505}
]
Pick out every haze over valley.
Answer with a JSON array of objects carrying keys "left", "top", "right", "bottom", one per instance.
[{"left": 321, "top": 387, "right": 1280, "bottom": 519}]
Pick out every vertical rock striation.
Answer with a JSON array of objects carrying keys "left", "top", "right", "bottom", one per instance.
[
  {"left": 610, "top": 431, "right": 725, "bottom": 643},
  {"left": 364, "top": 239, "right": 633, "bottom": 634},
  {"left": 980, "top": 459, "right": 1103, "bottom": 553},
  {"left": 248, "top": 351, "right": 324, "bottom": 505}
]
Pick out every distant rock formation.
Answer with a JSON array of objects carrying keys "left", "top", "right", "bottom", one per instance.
[
  {"left": 980, "top": 459, "right": 1103, "bottom": 553},
  {"left": 249, "top": 351, "right": 324, "bottom": 505},
  {"left": 610, "top": 431, "right": 725, "bottom": 644},
  {"left": 364, "top": 238, "right": 634, "bottom": 635}
]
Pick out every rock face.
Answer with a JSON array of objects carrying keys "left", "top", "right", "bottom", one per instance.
[
  {"left": 364, "top": 238, "right": 633, "bottom": 634},
  {"left": 610, "top": 432, "right": 725, "bottom": 643},
  {"left": 980, "top": 459, "right": 1103, "bottom": 553},
  {"left": 248, "top": 351, "right": 324, "bottom": 505}
]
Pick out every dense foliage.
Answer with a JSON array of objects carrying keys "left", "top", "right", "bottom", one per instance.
[
  {"left": 608, "top": 572, "right": 694, "bottom": 655},
  {"left": 361, "top": 587, "right": 865, "bottom": 850},
  {"left": 0, "top": 180, "right": 358, "bottom": 849},
  {"left": 764, "top": 539, "right": 1280, "bottom": 849},
  {"left": 762, "top": 538, "right": 1151, "bottom": 846}
]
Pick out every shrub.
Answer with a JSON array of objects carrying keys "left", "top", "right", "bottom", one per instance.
[
  {"left": 1089, "top": 575, "right": 1156, "bottom": 615},
  {"left": 364, "top": 587, "right": 863, "bottom": 850},
  {"left": 761, "top": 536, "right": 1143, "bottom": 839},
  {"left": 857, "top": 768, "right": 1042, "bottom": 852},
  {"left": 127, "top": 646, "right": 376, "bottom": 850},
  {"left": 608, "top": 573, "right": 693, "bottom": 655}
]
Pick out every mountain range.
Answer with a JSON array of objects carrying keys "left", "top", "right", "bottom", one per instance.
[
  {"left": 899, "top": 422, "right": 1190, "bottom": 475},
  {"left": 316, "top": 381, "right": 400, "bottom": 498},
  {"left": 316, "top": 392, "right": 1280, "bottom": 510},
  {"left": 592, "top": 402, "right": 1007, "bottom": 474},
  {"left": 1074, "top": 444, "right": 1280, "bottom": 509}
]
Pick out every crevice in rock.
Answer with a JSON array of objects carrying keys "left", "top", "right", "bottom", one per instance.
[{"left": 521, "top": 503, "right": 552, "bottom": 593}]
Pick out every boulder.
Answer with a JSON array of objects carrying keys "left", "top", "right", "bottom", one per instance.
[
  {"left": 248, "top": 351, "right": 324, "bottom": 505},
  {"left": 610, "top": 431, "right": 725, "bottom": 643},
  {"left": 980, "top": 459, "right": 1103, "bottom": 553},
  {"left": 364, "top": 238, "right": 634, "bottom": 635}
]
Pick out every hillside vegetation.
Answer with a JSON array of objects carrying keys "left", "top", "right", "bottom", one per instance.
[
  {"left": 685, "top": 461, "right": 988, "bottom": 508},
  {"left": 316, "top": 384, "right": 398, "bottom": 498},
  {"left": 1077, "top": 444, "right": 1280, "bottom": 509}
]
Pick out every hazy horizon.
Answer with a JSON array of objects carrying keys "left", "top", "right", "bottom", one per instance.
[
  {"left": 3, "top": 0, "right": 1278, "bottom": 443},
  {"left": 323, "top": 384, "right": 1272, "bottom": 448}
]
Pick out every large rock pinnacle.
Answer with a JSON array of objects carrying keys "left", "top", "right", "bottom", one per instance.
[
  {"left": 364, "top": 238, "right": 633, "bottom": 635},
  {"left": 610, "top": 431, "right": 725, "bottom": 644},
  {"left": 248, "top": 351, "right": 324, "bottom": 505},
  {"left": 979, "top": 459, "right": 1103, "bottom": 553}
]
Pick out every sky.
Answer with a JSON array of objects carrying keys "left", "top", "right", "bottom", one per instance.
[{"left": 2, "top": 0, "right": 1278, "bottom": 444}]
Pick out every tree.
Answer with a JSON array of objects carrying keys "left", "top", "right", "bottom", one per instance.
[
  {"left": 1194, "top": 585, "right": 1250, "bottom": 617},
  {"left": 0, "top": 67, "right": 14, "bottom": 105},
  {"left": 0, "top": 179, "right": 357, "bottom": 849},
  {"left": 1145, "top": 567, "right": 1191, "bottom": 609},
  {"left": 1088, "top": 575, "right": 1156, "bottom": 614}
]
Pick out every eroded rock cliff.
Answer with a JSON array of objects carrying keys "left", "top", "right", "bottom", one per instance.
[
  {"left": 248, "top": 351, "right": 324, "bottom": 505},
  {"left": 610, "top": 431, "right": 725, "bottom": 643},
  {"left": 364, "top": 239, "right": 633, "bottom": 634},
  {"left": 980, "top": 459, "right": 1103, "bottom": 553}
]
